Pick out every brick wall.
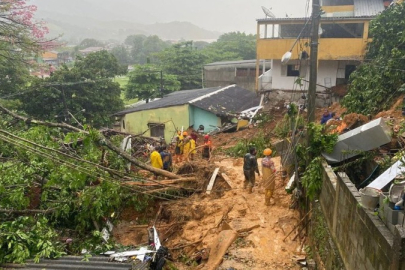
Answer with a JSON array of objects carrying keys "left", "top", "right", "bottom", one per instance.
[{"left": 318, "top": 163, "right": 405, "bottom": 270}]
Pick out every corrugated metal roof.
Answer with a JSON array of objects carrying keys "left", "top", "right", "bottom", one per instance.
[
  {"left": 354, "top": 0, "right": 384, "bottom": 16},
  {"left": 191, "top": 86, "right": 261, "bottom": 115},
  {"left": 204, "top": 59, "right": 257, "bottom": 67},
  {"left": 114, "top": 85, "right": 260, "bottom": 116},
  {"left": 1, "top": 256, "right": 146, "bottom": 270}
]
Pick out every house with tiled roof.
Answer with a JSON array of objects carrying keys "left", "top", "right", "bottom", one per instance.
[{"left": 114, "top": 85, "right": 260, "bottom": 142}]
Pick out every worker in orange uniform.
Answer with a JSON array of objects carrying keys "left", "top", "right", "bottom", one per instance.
[
  {"left": 202, "top": 135, "right": 212, "bottom": 160},
  {"left": 262, "top": 148, "right": 276, "bottom": 206},
  {"left": 150, "top": 146, "right": 163, "bottom": 179}
]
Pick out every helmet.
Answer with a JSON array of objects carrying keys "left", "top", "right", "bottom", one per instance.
[
  {"left": 263, "top": 148, "right": 272, "bottom": 156},
  {"left": 183, "top": 131, "right": 188, "bottom": 136},
  {"left": 204, "top": 135, "right": 209, "bottom": 139}
]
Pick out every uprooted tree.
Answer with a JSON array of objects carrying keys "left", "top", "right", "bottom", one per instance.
[{"left": 0, "top": 103, "right": 197, "bottom": 263}]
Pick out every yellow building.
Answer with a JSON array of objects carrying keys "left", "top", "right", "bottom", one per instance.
[{"left": 256, "top": 0, "right": 386, "bottom": 95}]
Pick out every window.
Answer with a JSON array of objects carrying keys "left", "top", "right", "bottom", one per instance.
[
  {"left": 148, "top": 123, "right": 165, "bottom": 138},
  {"left": 287, "top": 65, "right": 300, "bottom": 77},
  {"left": 320, "top": 23, "right": 364, "bottom": 38}
]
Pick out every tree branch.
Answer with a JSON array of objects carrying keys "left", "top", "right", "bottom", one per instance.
[
  {"left": 0, "top": 208, "right": 56, "bottom": 214},
  {"left": 0, "top": 103, "right": 180, "bottom": 179}
]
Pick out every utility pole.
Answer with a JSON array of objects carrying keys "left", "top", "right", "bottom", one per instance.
[{"left": 307, "top": 0, "right": 321, "bottom": 123}]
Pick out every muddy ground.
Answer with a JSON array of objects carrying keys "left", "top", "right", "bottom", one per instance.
[{"left": 112, "top": 96, "right": 405, "bottom": 269}]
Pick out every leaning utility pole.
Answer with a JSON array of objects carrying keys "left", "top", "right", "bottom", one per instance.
[{"left": 307, "top": 0, "right": 321, "bottom": 123}]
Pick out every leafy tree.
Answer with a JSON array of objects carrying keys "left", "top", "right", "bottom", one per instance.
[
  {"left": 342, "top": 2, "right": 405, "bottom": 115},
  {"left": 156, "top": 41, "right": 206, "bottom": 90},
  {"left": 124, "top": 34, "right": 169, "bottom": 64},
  {"left": 110, "top": 45, "right": 131, "bottom": 66},
  {"left": 19, "top": 51, "right": 124, "bottom": 128},
  {"left": 0, "top": 59, "right": 31, "bottom": 98},
  {"left": 126, "top": 64, "right": 181, "bottom": 102},
  {"left": 0, "top": 118, "right": 151, "bottom": 262},
  {"left": 202, "top": 32, "right": 256, "bottom": 62},
  {"left": 76, "top": 38, "right": 104, "bottom": 49},
  {"left": 0, "top": 1, "right": 48, "bottom": 63}
]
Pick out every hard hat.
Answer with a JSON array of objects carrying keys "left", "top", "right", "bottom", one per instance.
[
  {"left": 183, "top": 131, "right": 188, "bottom": 136},
  {"left": 204, "top": 135, "right": 209, "bottom": 139},
  {"left": 263, "top": 148, "right": 272, "bottom": 156}
]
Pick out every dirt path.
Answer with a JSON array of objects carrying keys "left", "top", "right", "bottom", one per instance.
[
  {"left": 160, "top": 156, "right": 302, "bottom": 270},
  {"left": 214, "top": 157, "right": 302, "bottom": 270}
]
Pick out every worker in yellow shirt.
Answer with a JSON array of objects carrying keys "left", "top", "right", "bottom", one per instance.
[
  {"left": 183, "top": 136, "right": 196, "bottom": 161},
  {"left": 150, "top": 147, "right": 163, "bottom": 179}
]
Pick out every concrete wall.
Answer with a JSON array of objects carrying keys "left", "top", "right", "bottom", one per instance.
[
  {"left": 272, "top": 60, "right": 342, "bottom": 91},
  {"left": 319, "top": 164, "right": 405, "bottom": 270},
  {"left": 189, "top": 105, "right": 221, "bottom": 133},
  {"left": 120, "top": 104, "right": 190, "bottom": 143}
]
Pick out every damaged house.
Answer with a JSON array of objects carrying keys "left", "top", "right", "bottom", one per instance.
[{"left": 114, "top": 85, "right": 260, "bottom": 143}]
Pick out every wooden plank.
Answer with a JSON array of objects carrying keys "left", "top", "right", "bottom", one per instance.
[
  {"left": 221, "top": 173, "right": 234, "bottom": 189},
  {"left": 206, "top": 168, "right": 220, "bottom": 194}
]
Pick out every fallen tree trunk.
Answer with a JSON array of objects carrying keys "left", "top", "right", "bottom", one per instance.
[
  {"left": 124, "top": 178, "right": 197, "bottom": 186},
  {"left": 0, "top": 104, "right": 180, "bottom": 179}
]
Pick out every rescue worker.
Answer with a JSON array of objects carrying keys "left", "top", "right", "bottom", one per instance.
[
  {"left": 160, "top": 146, "right": 173, "bottom": 171},
  {"left": 243, "top": 147, "right": 260, "bottom": 194},
  {"left": 189, "top": 136, "right": 196, "bottom": 161},
  {"left": 190, "top": 130, "right": 198, "bottom": 145},
  {"left": 174, "top": 131, "right": 184, "bottom": 163},
  {"left": 182, "top": 136, "right": 193, "bottom": 162},
  {"left": 202, "top": 135, "right": 212, "bottom": 160},
  {"left": 150, "top": 147, "right": 163, "bottom": 179},
  {"left": 262, "top": 148, "right": 276, "bottom": 206}
]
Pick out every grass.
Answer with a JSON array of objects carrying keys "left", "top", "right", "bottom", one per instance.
[{"left": 114, "top": 76, "right": 138, "bottom": 106}]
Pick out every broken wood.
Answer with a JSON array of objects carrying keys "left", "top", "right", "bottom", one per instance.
[
  {"left": 124, "top": 178, "right": 197, "bottom": 186},
  {"left": 283, "top": 209, "right": 312, "bottom": 242},
  {"left": 204, "top": 230, "right": 237, "bottom": 270},
  {"left": 206, "top": 168, "right": 219, "bottom": 194},
  {"left": 221, "top": 173, "right": 234, "bottom": 189},
  {"left": 0, "top": 103, "right": 180, "bottom": 179}
]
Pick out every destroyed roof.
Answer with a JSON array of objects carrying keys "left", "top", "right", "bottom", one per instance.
[
  {"left": 114, "top": 85, "right": 260, "bottom": 116},
  {"left": 354, "top": 0, "right": 385, "bottom": 17}
]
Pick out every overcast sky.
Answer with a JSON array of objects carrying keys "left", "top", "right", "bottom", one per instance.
[
  {"left": 138, "top": 0, "right": 311, "bottom": 33},
  {"left": 32, "top": 0, "right": 311, "bottom": 34}
]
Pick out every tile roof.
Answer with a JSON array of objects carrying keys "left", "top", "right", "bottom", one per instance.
[
  {"left": 114, "top": 85, "right": 260, "bottom": 116},
  {"left": 354, "top": 0, "right": 384, "bottom": 16}
]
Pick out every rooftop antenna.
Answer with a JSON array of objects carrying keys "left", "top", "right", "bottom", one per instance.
[{"left": 261, "top": 6, "right": 275, "bottom": 18}]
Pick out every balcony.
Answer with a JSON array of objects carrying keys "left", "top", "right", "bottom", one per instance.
[{"left": 257, "top": 38, "right": 367, "bottom": 60}]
